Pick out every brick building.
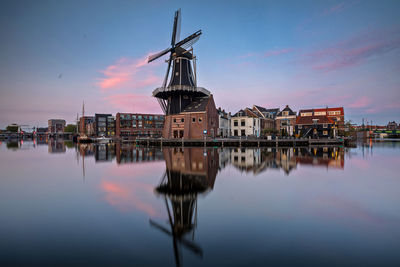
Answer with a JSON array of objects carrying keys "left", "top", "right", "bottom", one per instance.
[
  {"left": 48, "top": 119, "right": 66, "bottom": 134},
  {"left": 295, "top": 115, "right": 335, "bottom": 138},
  {"left": 116, "top": 113, "right": 164, "bottom": 138},
  {"left": 163, "top": 95, "right": 218, "bottom": 139},
  {"left": 298, "top": 107, "right": 344, "bottom": 132},
  {"left": 275, "top": 105, "right": 297, "bottom": 136}
]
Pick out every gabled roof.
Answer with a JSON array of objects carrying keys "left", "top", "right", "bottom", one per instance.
[
  {"left": 232, "top": 108, "right": 259, "bottom": 118},
  {"left": 277, "top": 105, "right": 296, "bottom": 116},
  {"left": 253, "top": 105, "right": 268, "bottom": 113},
  {"left": 181, "top": 97, "right": 210, "bottom": 113},
  {"left": 296, "top": 115, "right": 334, "bottom": 125}
]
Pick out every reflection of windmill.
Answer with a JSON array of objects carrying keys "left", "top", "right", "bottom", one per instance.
[
  {"left": 148, "top": 9, "right": 210, "bottom": 115},
  {"left": 149, "top": 170, "right": 207, "bottom": 267}
]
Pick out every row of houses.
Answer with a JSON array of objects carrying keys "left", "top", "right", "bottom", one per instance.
[
  {"left": 218, "top": 105, "right": 345, "bottom": 138},
  {"left": 79, "top": 113, "right": 165, "bottom": 138},
  {"left": 77, "top": 105, "right": 344, "bottom": 139}
]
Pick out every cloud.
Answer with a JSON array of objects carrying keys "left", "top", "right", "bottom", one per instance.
[
  {"left": 322, "top": 2, "right": 345, "bottom": 15},
  {"left": 101, "top": 181, "right": 158, "bottom": 216},
  {"left": 348, "top": 96, "right": 371, "bottom": 109},
  {"left": 263, "top": 48, "right": 293, "bottom": 58},
  {"left": 104, "top": 93, "right": 162, "bottom": 113},
  {"left": 97, "top": 55, "right": 161, "bottom": 91},
  {"left": 302, "top": 29, "right": 400, "bottom": 72}
]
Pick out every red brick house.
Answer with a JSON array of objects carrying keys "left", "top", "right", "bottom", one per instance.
[{"left": 163, "top": 95, "right": 218, "bottom": 139}]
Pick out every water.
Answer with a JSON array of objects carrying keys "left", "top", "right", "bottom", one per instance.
[{"left": 0, "top": 140, "right": 399, "bottom": 267}]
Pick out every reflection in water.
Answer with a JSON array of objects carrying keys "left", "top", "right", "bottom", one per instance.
[
  {"left": 1, "top": 140, "right": 399, "bottom": 266},
  {"left": 150, "top": 148, "right": 218, "bottom": 267}
]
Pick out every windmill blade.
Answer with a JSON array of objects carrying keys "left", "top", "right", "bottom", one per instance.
[
  {"left": 175, "top": 30, "right": 202, "bottom": 49},
  {"left": 181, "top": 35, "right": 200, "bottom": 50},
  {"left": 162, "top": 54, "right": 173, "bottom": 87},
  {"left": 148, "top": 47, "right": 171, "bottom": 63},
  {"left": 171, "top": 9, "right": 181, "bottom": 46},
  {"left": 149, "top": 220, "right": 203, "bottom": 257}
]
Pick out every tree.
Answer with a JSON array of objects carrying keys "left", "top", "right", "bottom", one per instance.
[
  {"left": 64, "top": 124, "right": 77, "bottom": 133},
  {"left": 262, "top": 128, "right": 278, "bottom": 136}
]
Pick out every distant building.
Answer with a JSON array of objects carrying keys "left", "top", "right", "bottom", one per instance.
[
  {"left": 275, "top": 105, "right": 297, "bottom": 136},
  {"left": 164, "top": 96, "right": 219, "bottom": 139},
  {"left": 116, "top": 113, "right": 165, "bottom": 138},
  {"left": 295, "top": 115, "right": 335, "bottom": 138},
  {"left": 387, "top": 121, "right": 398, "bottom": 131},
  {"left": 252, "top": 105, "right": 277, "bottom": 135},
  {"left": 48, "top": 119, "right": 66, "bottom": 134},
  {"left": 299, "top": 107, "right": 344, "bottom": 131},
  {"left": 217, "top": 108, "right": 230, "bottom": 137},
  {"left": 95, "top": 114, "right": 115, "bottom": 137},
  {"left": 231, "top": 108, "right": 260, "bottom": 137},
  {"left": 79, "top": 116, "right": 95, "bottom": 136}
]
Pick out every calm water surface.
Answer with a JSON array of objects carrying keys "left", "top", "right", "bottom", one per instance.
[{"left": 0, "top": 140, "right": 399, "bottom": 267}]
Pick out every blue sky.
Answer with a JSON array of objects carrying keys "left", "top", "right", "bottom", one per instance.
[{"left": 0, "top": 0, "right": 399, "bottom": 127}]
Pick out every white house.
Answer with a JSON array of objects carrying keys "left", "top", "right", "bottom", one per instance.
[{"left": 230, "top": 108, "right": 260, "bottom": 137}]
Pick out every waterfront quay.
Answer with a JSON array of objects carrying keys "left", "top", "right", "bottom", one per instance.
[{"left": 128, "top": 137, "right": 348, "bottom": 147}]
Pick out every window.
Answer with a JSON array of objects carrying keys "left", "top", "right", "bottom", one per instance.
[
  {"left": 175, "top": 72, "right": 179, "bottom": 76},
  {"left": 283, "top": 111, "right": 289, "bottom": 116},
  {"left": 173, "top": 118, "right": 176, "bottom": 123},
  {"left": 241, "top": 129, "right": 245, "bottom": 136},
  {"left": 241, "top": 156, "right": 245, "bottom": 161},
  {"left": 234, "top": 130, "right": 238, "bottom": 136},
  {"left": 323, "top": 124, "right": 328, "bottom": 128},
  {"left": 198, "top": 117, "right": 202, "bottom": 122},
  {"left": 298, "top": 125, "right": 302, "bottom": 129},
  {"left": 181, "top": 118, "right": 184, "bottom": 122},
  {"left": 192, "top": 117, "right": 196, "bottom": 122},
  {"left": 138, "top": 115, "right": 142, "bottom": 119},
  {"left": 323, "top": 131, "right": 328, "bottom": 135},
  {"left": 234, "top": 120, "right": 238, "bottom": 126},
  {"left": 241, "top": 120, "right": 245, "bottom": 126}
]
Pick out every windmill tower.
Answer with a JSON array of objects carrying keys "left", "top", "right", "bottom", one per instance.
[
  {"left": 148, "top": 9, "right": 218, "bottom": 139},
  {"left": 148, "top": 9, "right": 211, "bottom": 115}
]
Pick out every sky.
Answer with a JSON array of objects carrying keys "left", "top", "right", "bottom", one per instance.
[{"left": 0, "top": 0, "right": 399, "bottom": 128}]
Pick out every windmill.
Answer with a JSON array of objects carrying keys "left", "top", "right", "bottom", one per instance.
[{"left": 148, "top": 9, "right": 210, "bottom": 115}]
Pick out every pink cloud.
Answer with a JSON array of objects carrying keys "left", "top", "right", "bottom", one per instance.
[
  {"left": 348, "top": 96, "right": 371, "bottom": 108},
  {"left": 97, "top": 55, "right": 161, "bottom": 91},
  {"left": 101, "top": 181, "right": 158, "bottom": 216},
  {"left": 104, "top": 93, "right": 162, "bottom": 113},
  {"left": 323, "top": 2, "right": 345, "bottom": 15},
  {"left": 302, "top": 29, "right": 400, "bottom": 72}
]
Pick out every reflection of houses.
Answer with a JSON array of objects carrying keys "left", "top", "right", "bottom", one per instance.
[
  {"left": 150, "top": 148, "right": 219, "bottom": 267},
  {"left": 295, "top": 147, "right": 345, "bottom": 169},
  {"left": 231, "top": 148, "right": 261, "bottom": 172},
  {"left": 95, "top": 144, "right": 116, "bottom": 162},
  {"left": 218, "top": 148, "right": 231, "bottom": 170},
  {"left": 115, "top": 143, "right": 164, "bottom": 164},
  {"left": 48, "top": 139, "right": 66, "bottom": 153},
  {"left": 275, "top": 148, "right": 297, "bottom": 175}
]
